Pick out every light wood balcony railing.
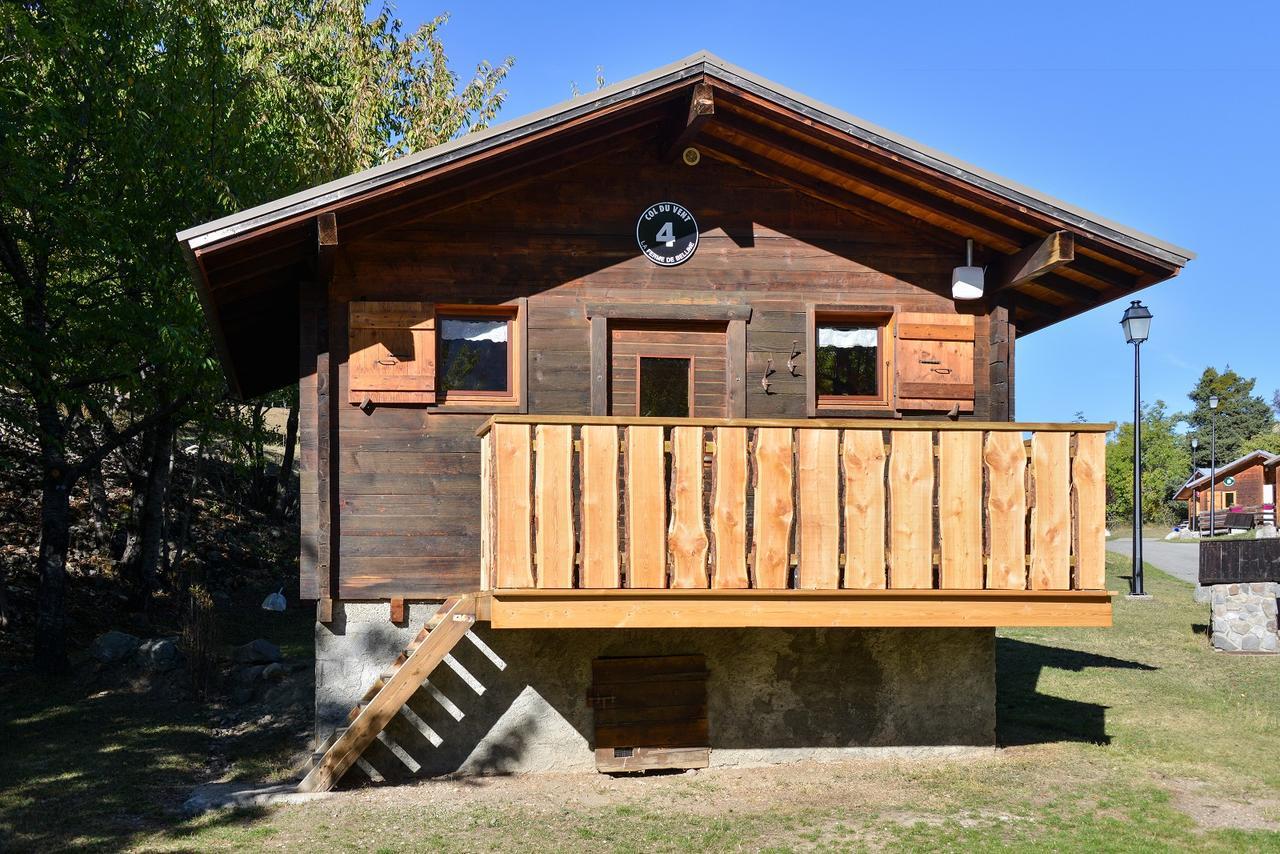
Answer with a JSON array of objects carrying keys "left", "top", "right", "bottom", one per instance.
[{"left": 476, "top": 416, "right": 1113, "bottom": 629}]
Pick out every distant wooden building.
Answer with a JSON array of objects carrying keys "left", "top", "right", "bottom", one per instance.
[
  {"left": 178, "top": 53, "right": 1192, "bottom": 789},
  {"left": 1176, "top": 450, "right": 1277, "bottom": 531}
]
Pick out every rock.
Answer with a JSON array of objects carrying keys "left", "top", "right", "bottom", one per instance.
[
  {"left": 1257, "top": 524, "right": 1279, "bottom": 539},
  {"left": 90, "top": 631, "right": 141, "bottom": 664},
  {"left": 1241, "top": 634, "right": 1261, "bottom": 652},
  {"left": 234, "top": 665, "right": 266, "bottom": 687},
  {"left": 262, "top": 662, "right": 287, "bottom": 682},
  {"left": 138, "top": 637, "right": 182, "bottom": 671},
  {"left": 1193, "top": 585, "right": 1212, "bottom": 604},
  {"left": 231, "top": 639, "right": 281, "bottom": 665},
  {"left": 1211, "top": 632, "right": 1233, "bottom": 651}
]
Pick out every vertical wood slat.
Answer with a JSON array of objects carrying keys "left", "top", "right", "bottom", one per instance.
[
  {"left": 938, "top": 431, "right": 984, "bottom": 588},
  {"left": 626, "top": 426, "right": 667, "bottom": 588},
  {"left": 668, "top": 426, "right": 710, "bottom": 588},
  {"left": 534, "top": 425, "right": 574, "bottom": 588},
  {"left": 479, "top": 432, "right": 492, "bottom": 591},
  {"left": 752, "top": 427, "right": 794, "bottom": 588},
  {"left": 1031, "top": 431, "right": 1072, "bottom": 590},
  {"left": 1073, "top": 432, "right": 1107, "bottom": 590},
  {"left": 985, "top": 432, "right": 1028, "bottom": 590},
  {"left": 842, "top": 430, "right": 886, "bottom": 589},
  {"left": 580, "top": 425, "right": 620, "bottom": 588},
  {"left": 493, "top": 423, "right": 533, "bottom": 588},
  {"left": 711, "top": 427, "right": 749, "bottom": 588},
  {"left": 797, "top": 429, "right": 840, "bottom": 589},
  {"left": 889, "top": 431, "right": 934, "bottom": 588}
]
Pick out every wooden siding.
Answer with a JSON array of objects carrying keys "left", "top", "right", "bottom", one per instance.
[{"left": 319, "top": 141, "right": 1014, "bottom": 599}]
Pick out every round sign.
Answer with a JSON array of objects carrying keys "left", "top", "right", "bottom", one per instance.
[
  {"left": 636, "top": 202, "right": 698, "bottom": 266},
  {"left": 1223, "top": 476, "right": 1236, "bottom": 486}
]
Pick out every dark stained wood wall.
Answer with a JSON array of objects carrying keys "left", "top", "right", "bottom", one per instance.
[{"left": 299, "top": 139, "right": 1012, "bottom": 599}]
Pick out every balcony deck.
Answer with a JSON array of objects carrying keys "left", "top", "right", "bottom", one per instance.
[{"left": 477, "top": 416, "right": 1114, "bottom": 629}]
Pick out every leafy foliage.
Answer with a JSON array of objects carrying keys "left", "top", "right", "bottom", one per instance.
[
  {"left": 1182, "top": 367, "right": 1275, "bottom": 468},
  {"left": 1106, "top": 400, "right": 1191, "bottom": 525},
  {"left": 0, "top": 0, "right": 512, "bottom": 670}
]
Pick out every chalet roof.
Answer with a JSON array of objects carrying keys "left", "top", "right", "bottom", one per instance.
[
  {"left": 179, "top": 51, "right": 1195, "bottom": 398},
  {"left": 1174, "top": 450, "right": 1276, "bottom": 500}
]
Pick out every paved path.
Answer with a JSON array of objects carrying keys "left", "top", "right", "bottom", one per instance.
[{"left": 1106, "top": 537, "right": 1199, "bottom": 584}]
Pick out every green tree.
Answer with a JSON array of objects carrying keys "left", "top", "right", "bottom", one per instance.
[
  {"left": 0, "top": 0, "right": 511, "bottom": 672},
  {"left": 1183, "top": 367, "right": 1275, "bottom": 468},
  {"left": 1106, "top": 400, "right": 1191, "bottom": 526}
]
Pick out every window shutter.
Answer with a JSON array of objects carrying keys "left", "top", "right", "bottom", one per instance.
[
  {"left": 895, "top": 312, "right": 975, "bottom": 411},
  {"left": 348, "top": 301, "right": 436, "bottom": 404}
]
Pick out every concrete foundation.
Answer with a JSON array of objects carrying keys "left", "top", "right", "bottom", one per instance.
[{"left": 316, "top": 600, "right": 997, "bottom": 780}]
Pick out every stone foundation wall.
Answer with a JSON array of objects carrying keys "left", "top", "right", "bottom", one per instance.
[
  {"left": 315, "top": 601, "right": 997, "bottom": 781},
  {"left": 1209, "top": 582, "right": 1280, "bottom": 653}
]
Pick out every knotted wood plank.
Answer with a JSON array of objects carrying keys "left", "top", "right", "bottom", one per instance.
[
  {"left": 797, "top": 429, "right": 840, "bottom": 589},
  {"left": 534, "top": 425, "right": 574, "bottom": 588},
  {"left": 889, "top": 431, "right": 934, "bottom": 589},
  {"left": 1073, "top": 432, "right": 1107, "bottom": 590},
  {"left": 494, "top": 423, "right": 533, "bottom": 588},
  {"left": 841, "top": 429, "right": 886, "bottom": 589},
  {"left": 668, "top": 426, "right": 710, "bottom": 588},
  {"left": 985, "top": 432, "right": 1028, "bottom": 589},
  {"left": 479, "top": 432, "right": 492, "bottom": 590},
  {"left": 1031, "top": 432, "right": 1071, "bottom": 590},
  {"left": 626, "top": 426, "right": 667, "bottom": 588},
  {"left": 711, "top": 427, "right": 749, "bottom": 589},
  {"left": 752, "top": 427, "right": 794, "bottom": 589},
  {"left": 938, "top": 431, "right": 984, "bottom": 589},
  {"left": 580, "top": 425, "right": 620, "bottom": 588}
]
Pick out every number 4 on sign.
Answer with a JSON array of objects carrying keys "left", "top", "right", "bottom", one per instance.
[{"left": 656, "top": 220, "right": 675, "bottom": 247}]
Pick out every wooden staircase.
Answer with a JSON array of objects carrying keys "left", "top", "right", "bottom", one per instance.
[{"left": 298, "top": 594, "right": 477, "bottom": 793}]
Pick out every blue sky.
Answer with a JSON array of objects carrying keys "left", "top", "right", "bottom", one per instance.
[{"left": 402, "top": 1, "right": 1280, "bottom": 427}]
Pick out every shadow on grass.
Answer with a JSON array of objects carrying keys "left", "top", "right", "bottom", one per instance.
[{"left": 996, "top": 637, "right": 1157, "bottom": 747}]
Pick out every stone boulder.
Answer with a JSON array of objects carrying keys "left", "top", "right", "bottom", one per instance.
[
  {"left": 138, "top": 637, "right": 182, "bottom": 671},
  {"left": 231, "top": 639, "right": 282, "bottom": 665},
  {"left": 90, "top": 631, "right": 140, "bottom": 664},
  {"left": 262, "top": 662, "right": 287, "bottom": 682}
]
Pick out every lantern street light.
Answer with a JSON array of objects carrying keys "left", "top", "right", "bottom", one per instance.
[
  {"left": 1191, "top": 436, "right": 1200, "bottom": 531},
  {"left": 1121, "top": 300, "right": 1152, "bottom": 597},
  {"left": 1209, "top": 395, "right": 1219, "bottom": 539}
]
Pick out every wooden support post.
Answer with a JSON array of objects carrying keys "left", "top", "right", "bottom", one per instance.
[
  {"left": 663, "top": 81, "right": 715, "bottom": 161},
  {"left": 389, "top": 597, "right": 406, "bottom": 624},
  {"left": 315, "top": 212, "right": 338, "bottom": 620}
]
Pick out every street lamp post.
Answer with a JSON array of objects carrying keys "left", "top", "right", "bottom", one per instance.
[
  {"left": 1191, "top": 436, "right": 1200, "bottom": 530},
  {"left": 1121, "top": 300, "right": 1152, "bottom": 597},
  {"left": 1209, "top": 395, "right": 1219, "bottom": 538}
]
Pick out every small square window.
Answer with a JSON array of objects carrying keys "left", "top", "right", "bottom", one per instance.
[
  {"left": 436, "top": 307, "right": 518, "bottom": 403},
  {"left": 814, "top": 315, "right": 888, "bottom": 406}
]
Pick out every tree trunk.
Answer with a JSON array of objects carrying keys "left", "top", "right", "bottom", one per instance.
[
  {"left": 273, "top": 400, "right": 299, "bottom": 517},
  {"left": 35, "top": 463, "right": 74, "bottom": 674},
  {"left": 133, "top": 414, "right": 175, "bottom": 607},
  {"left": 86, "top": 462, "right": 112, "bottom": 549}
]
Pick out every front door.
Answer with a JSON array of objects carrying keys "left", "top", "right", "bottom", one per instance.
[{"left": 608, "top": 321, "right": 728, "bottom": 417}]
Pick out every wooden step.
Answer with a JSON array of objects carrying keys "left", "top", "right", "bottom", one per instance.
[{"left": 298, "top": 595, "right": 476, "bottom": 793}]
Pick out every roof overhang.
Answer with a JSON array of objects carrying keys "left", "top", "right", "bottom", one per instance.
[
  {"left": 1175, "top": 451, "right": 1276, "bottom": 500},
  {"left": 179, "top": 51, "right": 1194, "bottom": 398}
]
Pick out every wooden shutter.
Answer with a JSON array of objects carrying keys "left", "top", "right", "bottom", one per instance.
[
  {"left": 895, "top": 312, "right": 975, "bottom": 412},
  {"left": 588, "top": 655, "right": 710, "bottom": 772},
  {"left": 348, "top": 301, "right": 436, "bottom": 404}
]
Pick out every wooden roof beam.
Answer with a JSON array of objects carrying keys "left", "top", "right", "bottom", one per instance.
[
  {"left": 988, "top": 231, "right": 1074, "bottom": 297},
  {"left": 698, "top": 136, "right": 963, "bottom": 251},
  {"left": 316, "top": 212, "right": 337, "bottom": 287},
  {"left": 709, "top": 110, "right": 1034, "bottom": 251},
  {"left": 663, "top": 82, "right": 715, "bottom": 161}
]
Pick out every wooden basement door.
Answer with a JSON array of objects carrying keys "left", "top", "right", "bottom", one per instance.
[
  {"left": 588, "top": 654, "right": 711, "bottom": 772},
  {"left": 609, "top": 321, "right": 729, "bottom": 417}
]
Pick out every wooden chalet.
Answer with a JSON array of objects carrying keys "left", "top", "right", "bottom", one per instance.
[
  {"left": 1176, "top": 450, "right": 1277, "bottom": 532},
  {"left": 179, "top": 53, "right": 1193, "bottom": 788}
]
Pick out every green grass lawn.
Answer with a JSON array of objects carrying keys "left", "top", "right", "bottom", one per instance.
[{"left": 2, "top": 555, "right": 1278, "bottom": 852}]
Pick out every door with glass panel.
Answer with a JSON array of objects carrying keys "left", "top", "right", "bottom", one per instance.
[{"left": 608, "top": 321, "right": 728, "bottom": 417}]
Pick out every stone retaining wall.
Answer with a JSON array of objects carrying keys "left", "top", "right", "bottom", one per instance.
[
  {"left": 1209, "top": 582, "right": 1280, "bottom": 653},
  {"left": 315, "top": 601, "right": 997, "bottom": 780}
]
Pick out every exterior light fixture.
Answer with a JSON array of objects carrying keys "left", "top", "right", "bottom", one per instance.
[
  {"left": 1122, "top": 300, "right": 1152, "bottom": 598},
  {"left": 951, "top": 239, "right": 984, "bottom": 300}
]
